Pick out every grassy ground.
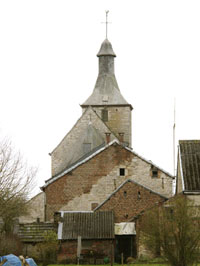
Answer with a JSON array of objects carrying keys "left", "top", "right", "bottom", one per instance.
[{"left": 47, "top": 264, "right": 169, "bottom": 266}]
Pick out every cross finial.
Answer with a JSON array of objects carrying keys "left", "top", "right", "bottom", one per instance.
[{"left": 102, "top": 10, "right": 111, "bottom": 39}]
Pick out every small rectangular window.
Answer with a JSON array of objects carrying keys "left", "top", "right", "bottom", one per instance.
[
  {"left": 152, "top": 170, "right": 158, "bottom": 178},
  {"left": 102, "top": 109, "right": 108, "bottom": 122},
  {"left": 151, "top": 165, "right": 159, "bottom": 178},
  {"left": 120, "top": 168, "right": 125, "bottom": 176}
]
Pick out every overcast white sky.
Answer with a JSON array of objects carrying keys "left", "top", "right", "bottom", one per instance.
[{"left": 0, "top": 0, "right": 200, "bottom": 194}]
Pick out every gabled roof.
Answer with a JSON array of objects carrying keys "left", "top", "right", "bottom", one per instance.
[
  {"left": 42, "top": 140, "right": 173, "bottom": 189},
  {"left": 58, "top": 211, "right": 114, "bottom": 240},
  {"left": 179, "top": 140, "right": 200, "bottom": 192},
  {"left": 94, "top": 179, "right": 168, "bottom": 211}
]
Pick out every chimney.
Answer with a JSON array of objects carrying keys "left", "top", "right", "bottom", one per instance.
[
  {"left": 105, "top": 133, "right": 111, "bottom": 144},
  {"left": 119, "top": 133, "right": 124, "bottom": 143}
]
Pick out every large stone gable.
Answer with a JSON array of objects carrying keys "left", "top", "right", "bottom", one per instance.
[
  {"left": 44, "top": 143, "right": 172, "bottom": 221},
  {"left": 51, "top": 107, "right": 116, "bottom": 177}
]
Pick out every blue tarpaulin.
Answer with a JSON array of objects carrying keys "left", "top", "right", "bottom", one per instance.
[
  {"left": 25, "top": 258, "right": 37, "bottom": 266},
  {"left": 0, "top": 254, "right": 21, "bottom": 266},
  {"left": 0, "top": 255, "right": 37, "bottom": 266}
]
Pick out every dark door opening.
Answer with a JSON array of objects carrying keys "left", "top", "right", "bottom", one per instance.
[{"left": 115, "top": 235, "right": 137, "bottom": 263}]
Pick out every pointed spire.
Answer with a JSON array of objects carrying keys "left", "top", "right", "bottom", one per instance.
[
  {"left": 82, "top": 39, "right": 132, "bottom": 108},
  {"left": 82, "top": 11, "right": 130, "bottom": 106},
  {"left": 97, "top": 38, "right": 116, "bottom": 57}
]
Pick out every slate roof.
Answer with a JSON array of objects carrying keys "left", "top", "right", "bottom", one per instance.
[
  {"left": 179, "top": 140, "right": 200, "bottom": 191},
  {"left": 82, "top": 39, "right": 132, "bottom": 108},
  {"left": 97, "top": 38, "right": 116, "bottom": 57},
  {"left": 58, "top": 211, "right": 114, "bottom": 240}
]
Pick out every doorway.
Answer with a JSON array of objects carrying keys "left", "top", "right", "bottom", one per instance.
[{"left": 115, "top": 235, "right": 136, "bottom": 263}]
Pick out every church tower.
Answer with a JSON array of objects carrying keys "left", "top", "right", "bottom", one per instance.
[
  {"left": 50, "top": 38, "right": 133, "bottom": 177},
  {"left": 81, "top": 39, "right": 133, "bottom": 147}
]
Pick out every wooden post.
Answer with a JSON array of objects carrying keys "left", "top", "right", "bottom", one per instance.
[
  {"left": 121, "top": 253, "right": 124, "bottom": 266},
  {"left": 110, "top": 240, "right": 114, "bottom": 266},
  {"left": 77, "top": 236, "right": 82, "bottom": 265}
]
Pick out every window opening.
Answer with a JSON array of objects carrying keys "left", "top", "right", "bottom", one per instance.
[
  {"left": 152, "top": 170, "right": 158, "bottom": 177},
  {"left": 102, "top": 109, "right": 108, "bottom": 122},
  {"left": 138, "top": 191, "right": 141, "bottom": 199},
  {"left": 151, "top": 165, "right": 159, "bottom": 178},
  {"left": 120, "top": 168, "right": 125, "bottom": 176}
]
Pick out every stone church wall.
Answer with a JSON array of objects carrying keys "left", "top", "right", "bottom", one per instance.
[
  {"left": 51, "top": 107, "right": 116, "bottom": 177},
  {"left": 45, "top": 144, "right": 172, "bottom": 221},
  {"left": 88, "top": 106, "right": 132, "bottom": 147}
]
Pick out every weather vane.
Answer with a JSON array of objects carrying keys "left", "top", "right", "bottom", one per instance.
[{"left": 102, "top": 10, "right": 111, "bottom": 39}]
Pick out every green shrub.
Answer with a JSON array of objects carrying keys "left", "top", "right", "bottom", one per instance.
[{"left": 36, "top": 230, "right": 58, "bottom": 266}]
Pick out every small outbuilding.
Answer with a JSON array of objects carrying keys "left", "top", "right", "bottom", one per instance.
[{"left": 57, "top": 211, "right": 114, "bottom": 264}]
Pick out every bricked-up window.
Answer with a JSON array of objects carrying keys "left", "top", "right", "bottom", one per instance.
[
  {"left": 102, "top": 109, "right": 108, "bottom": 122},
  {"left": 83, "top": 143, "right": 91, "bottom": 154},
  {"left": 120, "top": 168, "right": 125, "bottom": 176}
]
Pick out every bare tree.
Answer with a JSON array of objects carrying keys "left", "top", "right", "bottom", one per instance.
[
  {"left": 140, "top": 196, "right": 200, "bottom": 266},
  {"left": 0, "top": 138, "right": 36, "bottom": 233}
]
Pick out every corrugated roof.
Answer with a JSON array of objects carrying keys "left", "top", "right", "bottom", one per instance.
[
  {"left": 60, "top": 211, "right": 114, "bottom": 240},
  {"left": 18, "top": 223, "right": 56, "bottom": 242},
  {"left": 179, "top": 140, "right": 200, "bottom": 191}
]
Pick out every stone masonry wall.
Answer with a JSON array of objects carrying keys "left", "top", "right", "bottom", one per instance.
[
  {"left": 51, "top": 107, "right": 116, "bottom": 177},
  {"left": 87, "top": 106, "right": 132, "bottom": 147},
  {"left": 45, "top": 143, "right": 172, "bottom": 221},
  {"left": 19, "top": 192, "right": 45, "bottom": 223}
]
